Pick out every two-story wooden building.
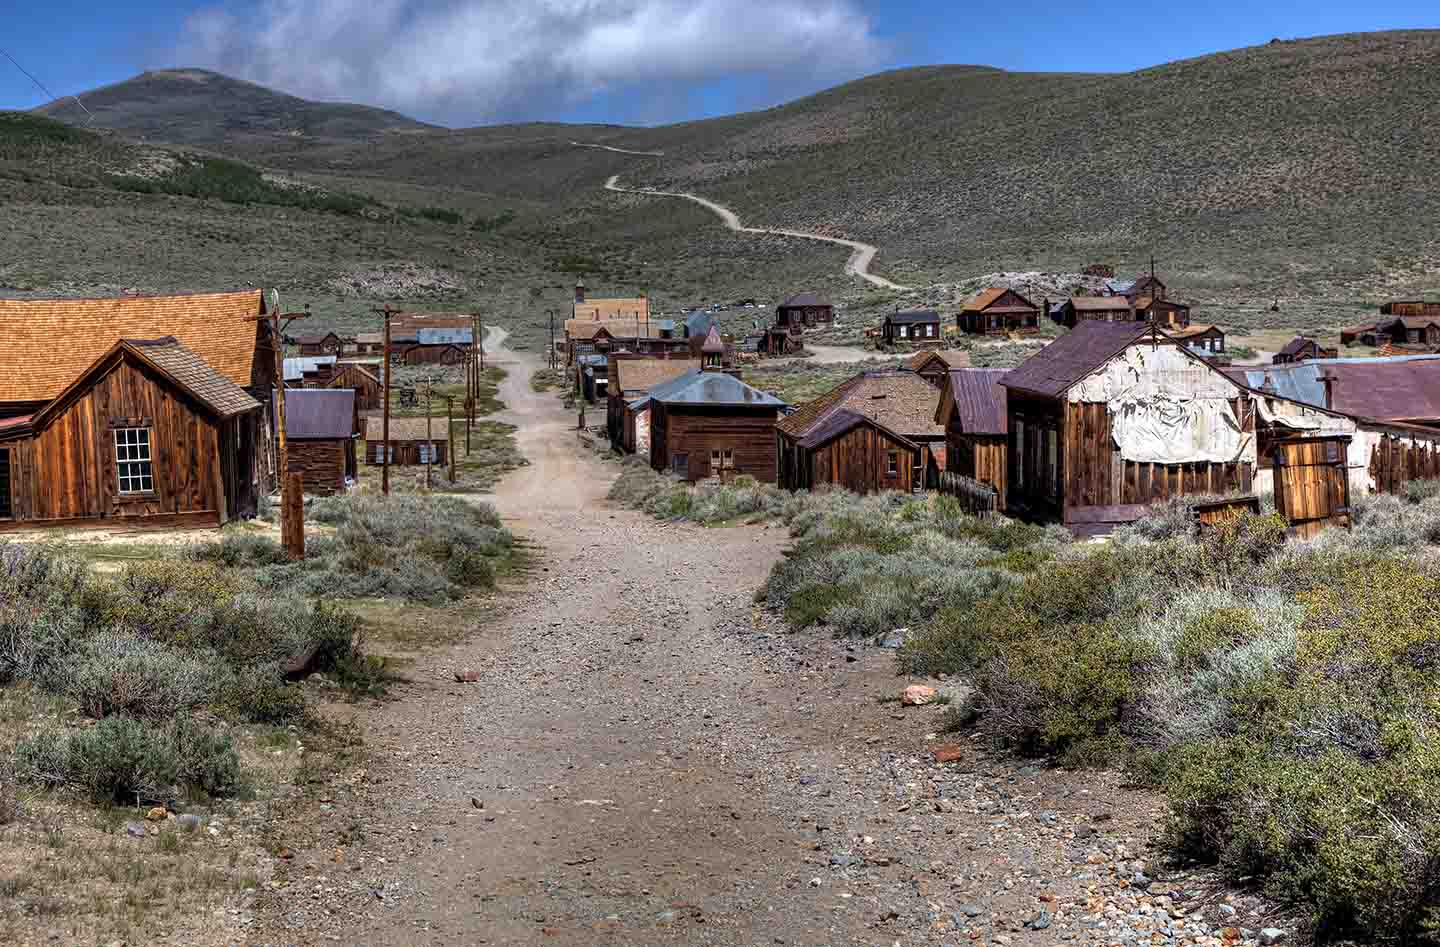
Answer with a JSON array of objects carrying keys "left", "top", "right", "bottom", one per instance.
[
  {"left": 648, "top": 369, "right": 787, "bottom": 483},
  {"left": 775, "top": 293, "right": 833, "bottom": 328}
]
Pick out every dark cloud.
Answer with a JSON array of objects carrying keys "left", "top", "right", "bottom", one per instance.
[{"left": 176, "top": 0, "right": 887, "bottom": 125}]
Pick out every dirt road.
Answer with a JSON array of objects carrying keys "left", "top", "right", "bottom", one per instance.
[
  {"left": 603, "top": 175, "right": 911, "bottom": 292},
  {"left": 253, "top": 333, "right": 1265, "bottom": 947}
]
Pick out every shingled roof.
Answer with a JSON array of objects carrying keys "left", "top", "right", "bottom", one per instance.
[
  {"left": 0, "top": 290, "right": 263, "bottom": 403},
  {"left": 364, "top": 416, "right": 449, "bottom": 442},
  {"left": 778, "top": 371, "right": 943, "bottom": 440},
  {"left": 611, "top": 358, "right": 700, "bottom": 394},
  {"left": 1001, "top": 321, "right": 1152, "bottom": 398},
  {"left": 885, "top": 308, "right": 940, "bottom": 325}
]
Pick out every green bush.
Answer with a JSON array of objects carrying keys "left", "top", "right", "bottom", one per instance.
[
  {"left": 110, "top": 155, "right": 375, "bottom": 216},
  {"left": 17, "top": 715, "right": 239, "bottom": 802},
  {"left": 64, "top": 633, "right": 218, "bottom": 720}
]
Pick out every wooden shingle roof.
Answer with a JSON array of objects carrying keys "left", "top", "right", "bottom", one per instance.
[
  {"left": 0, "top": 290, "right": 263, "bottom": 403},
  {"left": 364, "top": 416, "right": 449, "bottom": 442},
  {"left": 778, "top": 371, "right": 943, "bottom": 440},
  {"left": 612, "top": 358, "right": 700, "bottom": 394}
]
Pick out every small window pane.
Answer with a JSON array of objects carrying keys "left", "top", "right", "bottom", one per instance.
[{"left": 115, "top": 427, "right": 153, "bottom": 495}]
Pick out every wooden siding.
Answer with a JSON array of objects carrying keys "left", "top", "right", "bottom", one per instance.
[
  {"left": 327, "top": 364, "right": 383, "bottom": 411},
  {"left": 287, "top": 439, "right": 352, "bottom": 495},
  {"left": 1274, "top": 437, "right": 1351, "bottom": 538},
  {"left": 365, "top": 439, "right": 448, "bottom": 467},
  {"left": 1371, "top": 433, "right": 1440, "bottom": 494},
  {"left": 779, "top": 426, "right": 917, "bottom": 494},
  {"left": 4, "top": 359, "right": 231, "bottom": 526},
  {"left": 650, "top": 403, "right": 780, "bottom": 483},
  {"left": 948, "top": 430, "right": 1007, "bottom": 512}
]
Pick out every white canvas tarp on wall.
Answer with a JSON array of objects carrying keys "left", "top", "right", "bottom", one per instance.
[{"left": 1110, "top": 395, "right": 1251, "bottom": 464}]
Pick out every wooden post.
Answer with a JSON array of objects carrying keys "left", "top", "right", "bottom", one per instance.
[
  {"left": 382, "top": 306, "right": 393, "bottom": 495},
  {"left": 446, "top": 396, "right": 456, "bottom": 483},
  {"left": 286, "top": 472, "right": 304, "bottom": 560},
  {"left": 247, "top": 303, "right": 308, "bottom": 547},
  {"left": 424, "top": 375, "right": 433, "bottom": 490}
]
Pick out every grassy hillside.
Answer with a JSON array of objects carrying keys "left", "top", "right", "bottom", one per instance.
[{"left": 17, "top": 31, "right": 1440, "bottom": 347}]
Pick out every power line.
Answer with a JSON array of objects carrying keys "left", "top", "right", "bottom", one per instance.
[{"left": 0, "top": 46, "right": 92, "bottom": 124}]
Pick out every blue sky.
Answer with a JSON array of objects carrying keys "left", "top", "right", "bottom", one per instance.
[{"left": 3, "top": 0, "right": 1437, "bottom": 126}]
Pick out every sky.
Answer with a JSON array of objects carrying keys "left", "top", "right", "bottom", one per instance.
[{"left": 2, "top": 0, "right": 1437, "bottom": 127}]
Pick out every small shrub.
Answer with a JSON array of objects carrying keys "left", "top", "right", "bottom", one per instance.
[
  {"left": 185, "top": 532, "right": 289, "bottom": 568},
  {"left": 64, "top": 633, "right": 219, "bottom": 720}
]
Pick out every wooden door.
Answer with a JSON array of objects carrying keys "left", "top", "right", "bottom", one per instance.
[{"left": 1273, "top": 437, "right": 1351, "bottom": 539}]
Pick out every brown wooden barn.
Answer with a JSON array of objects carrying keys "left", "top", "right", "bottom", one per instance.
[
  {"left": 775, "top": 293, "right": 833, "bottom": 327},
  {"left": 294, "top": 332, "right": 342, "bottom": 356},
  {"left": 935, "top": 368, "right": 1009, "bottom": 510},
  {"left": 606, "top": 357, "right": 700, "bottom": 452},
  {"left": 881, "top": 309, "right": 942, "bottom": 344},
  {"left": 0, "top": 289, "right": 277, "bottom": 513},
  {"left": 0, "top": 338, "right": 262, "bottom": 529},
  {"left": 327, "top": 362, "right": 384, "bottom": 411},
  {"left": 958, "top": 288, "right": 1040, "bottom": 335},
  {"left": 781, "top": 409, "right": 923, "bottom": 494},
  {"left": 648, "top": 370, "right": 787, "bottom": 483},
  {"left": 283, "top": 388, "right": 358, "bottom": 495},
  {"left": 1272, "top": 336, "right": 1336, "bottom": 364},
  {"left": 908, "top": 349, "right": 971, "bottom": 387},
  {"left": 776, "top": 370, "right": 945, "bottom": 492},
  {"left": 363, "top": 416, "right": 448, "bottom": 467}
]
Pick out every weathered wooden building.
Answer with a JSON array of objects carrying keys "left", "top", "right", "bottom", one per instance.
[
  {"left": 571, "top": 281, "right": 649, "bottom": 323},
  {"left": 0, "top": 338, "right": 262, "bottom": 529},
  {"left": 294, "top": 332, "right": 342, "bottom": 356},
  {"left": 326, "top": 362, "right": 384, "bottom": 411},
  {"left": 1051, "top": 296, "right": 1134, "bottom": 328},
  {"left": 776, "top": 293, "right": 833, "bottom": 327},
  {"left": 284, "top": 356, "right": 338, "bottom": 387},
  {"left": 1340, "top": 323, "right": 1380, "bottom": 347},
  {"left": 1377, "top": 316, "right": 1440, "bottom": 347},
  {"left": 882, "top": 309, "right": 943, "bottom": 344},
  {"left": 1380, "top": 301, "right": 1440, "bottom": 318},
  {"left": 958, "top": 288, "right": 1041, "bottom": 335},
  {"left": 1167, "top": 324, "right": 1227, "bottom": 357},
  {"left": 606, "top": 357, "right": 700, "bottom": 453},
  {"left": 1132, "top": 296, "right": 1191, "bottom": 328},
  {"left": 776, "top": 370, "right": 945, "bottom": 493},
  {"left": 284, "top": 388, "right": 359, "bottom": 495},
  {"left": 648, "top": 370, "right": 787, "bottom": 483},
  {"left": 1227, "top": 355, "right": 1440, "bottom": 428},
  {"left": 363, "top": 416, "right": 448, "bottom": 467},
  {"left": 1272, "top": 336, "right": 1336, "bottom": 364},
  {"left": 935, "top": 368, "right": 1009, "bottom": 511},
  {"left": 908, "top": 349, "right": 971, "bottom": 387}
]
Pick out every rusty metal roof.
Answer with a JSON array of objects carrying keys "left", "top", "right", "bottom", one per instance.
[
  {"left": 943, "top": 368, "right": 1009, "bottom": 435},
  {"left": 1228, "top": 355, "right": 1440, "bottom": 422},
  {"left": 286, "top": 388, "right": 356, "bottom": 439},
  {"left": 1001, "top": 322, "right": 1152, "bottom": 398}
]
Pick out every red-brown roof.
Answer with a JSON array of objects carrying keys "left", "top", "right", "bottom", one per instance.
[
  {"left": 0, "top": 290, "right": 263, "bottom": 403},
  {"left": 940, "top": 369, "right": 1009, "bottom": 435},
  {"left": 778, "top": 371, "right": 942, "bottom": 440},
  {"left": 1001, "top": 322, "right": 1152, "bottom": 398}
]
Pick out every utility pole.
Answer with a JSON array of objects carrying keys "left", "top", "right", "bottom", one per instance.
[
  {"left": 378, "top": 305, "right": 393, "bottom": 496},
  {"left": 478, "top": 311, "right": 485, "bottom": 371},
  {"left": 548, "top": 309, "right": 556, "bottom": 371},
  {"left": 248, "top": 301, "right": 308, "bottom": 558},
  {"left": 446, "top": 396, "right": 457, "bottom": 483},
  {"left": 424, "top": 374, "right": 433, "bottom": 490}
]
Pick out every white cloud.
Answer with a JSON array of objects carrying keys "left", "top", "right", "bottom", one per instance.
[{"left": 175, "top": 0, "right": 886, "bottom": 124}]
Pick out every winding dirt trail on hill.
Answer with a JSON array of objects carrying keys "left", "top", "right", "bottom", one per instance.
[{"left": 602, "top": 174, "right": 911, "bottom": 292}]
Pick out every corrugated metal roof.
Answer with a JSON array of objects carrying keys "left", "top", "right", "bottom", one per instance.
[
  {"left": 647, "top": 370, "right": 787, "bottom": 408},
  {"left": 125, "top": 338, "right": 261, "bottom": 418},
  {"left": 286, "top": 388, "right": 356, "bottom": 439},
  {"left": 1227, "top": 355, "right": 1440, "bottom": 421},
  {"left": 1104, "top": 278, "right": 1136, "bottom": 294},
  {"left": 945, "top": 369, "right": 1009, "bottom": 435},
  {"left": 1001, "top": 321, "right": 1151, "bottom": 398},
  {"left": 416, "top": 327, "right": 473, "bottom": 345},
  {"left": 283, "top": 355, "right": 336, "bottom": 381}
]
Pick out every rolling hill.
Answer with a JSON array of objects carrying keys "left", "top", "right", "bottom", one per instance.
[{"left": 12, "top": 30, "right": 1440, "bottom": 346}]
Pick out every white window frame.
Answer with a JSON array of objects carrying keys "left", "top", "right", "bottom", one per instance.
[
  {"left": 115, "top": 427, "right": 154, "bottom": 495},
  {"left": 419, "top": 442, "right": 434, "bottom": 465}
]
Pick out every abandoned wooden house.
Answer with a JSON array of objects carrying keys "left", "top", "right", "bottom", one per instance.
[
  {"left": 882, "top": 308, "right": 943, "bottom": 345},
  {"left": 566, "top": 320, "right": 689, "bottom": 365},
  {"left": 1272, "top": 336, "right": 1337, "bottom": 364},
  {"left": 326, "top": 361, "right": 384, "bottom": 411},
  {"left": 1051, "top": 296, "right": 1134, "bottom": 328},
  {"left": 908, "top": 349, "right": 972, "bottom": 387},
  {"left": 647, "top": 370, "right": 787, "bottom": 483},
  {"left": 571, "top": 281, "right": 649, "bottom": 323},
  {"left": 776, "top": 370, "right": 945, "bottom": 493},
  {"left": 935, "top": 368, "right": 1009, "bottom": 510},
  {"left": 0, "top": 289, "right": 277, "bottom": 521},
  {"left": 1227, "top": 355, "right": 1440, "bottom": 428},
  {"left": 1380, "top": 301, "right": 1440, "bottom": 318},
  {"left": 1132, "top": 295, "right": 1191, "bottom": 328},
  {"left": 284, "top": 356, "right": 338, "bottom": 387},
  {"left": 606, "top": 357, "right": 701, "bottom": 453},
  {"left": 775, "top": 293, "right": 833, "bottom": 327},
  {"left": 1167, "top": 324, "right": 1227, "bottom": 357},
  {"left": 352, "top": 332, "right": 385, "bottom": 356},
  {"left": 1340, "top": 323, "right": 1381, "bottom": 347},
  {"left": 283, "top": 388, "right": 359, "bottom": 495},
  {"left": 957, "top": 288, "right": 1041, "bottom": 335},
  {"left": 0, "top": 337, "right": 262, "bottom": 529},
  {"left": 363, "top": 416, "right": 448, "bottom": 467},
  {"left": 293, "top": 332, "right": 342, "bottom": 356},
  {"left": 398, "top": 326, "right": 472, "bottom": 366},
  {"left": 1377, "top": 316, "right": 1440, "bottom": 348},
  {"left": 758, "top": 321, "right": 803, "bottom": 356}
]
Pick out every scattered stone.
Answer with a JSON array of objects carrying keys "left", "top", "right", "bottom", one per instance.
[
  {"left": 453, "top": 668, "right": 481, "bottom": 683},
  {"left": 930, "top": 744, "right": 964, "bottom": 764},
  {"left": 1218, "top": 904, "right": 1237, "bottom": 918},
  {"left": 901, "top": 684, "right": 938, "bottom": 706},
  {"left": 471, "top": 797, "right": 484, "bottom": 810},
  {"left": 145, "top": 806, "right": 167, "bottom": 822},
  {"left": 875, "top": 628, "right": 908, "bottom": 649},
  {"left": 1259, "top": 929, "right": 1287, "bottom": 945},
  {"left": 956, "top": 905, "right": 983, "bottom": 918},
  {"left": 124, "top": 821, "right": 147, "bottom": 839},
  {"left": 1026, "top": 910, "right": 1052, "bottom": 931}
]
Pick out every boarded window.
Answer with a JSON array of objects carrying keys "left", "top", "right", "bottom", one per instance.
[{"left": 115, "top": 427, "right": 154, "bottom": 494}]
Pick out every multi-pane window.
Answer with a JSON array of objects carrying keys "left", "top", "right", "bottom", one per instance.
[
  {"left": 887, "top": 451, "right": 899, "bottom": 476},
  {"left": 419, "top": 442, "right": 434, "bottom": 465},
  {"left": 115, "top": 428, "right": 153, "bottom": 494}
]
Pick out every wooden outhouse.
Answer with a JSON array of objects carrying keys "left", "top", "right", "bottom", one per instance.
[
  {"left": 958, "top": 288, "right": 1041, "bottom": 335},
  {"left": 648, "top": 370, "right": 787, "bottom": 483},
  {"left": 283, "top": 388, "right": 358, "bottom": 495},
  {"left": 935, "top": 368, "right": 1009, "bottom": 510}
]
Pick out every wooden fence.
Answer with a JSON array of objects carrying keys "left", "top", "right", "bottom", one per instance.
[{"left": 936, "top": 471, "right": 999, "bottom": 517}]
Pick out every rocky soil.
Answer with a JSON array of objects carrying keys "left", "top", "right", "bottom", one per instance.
[{"left": 248, "top": 334, "right": 1293, "bottom": 947}]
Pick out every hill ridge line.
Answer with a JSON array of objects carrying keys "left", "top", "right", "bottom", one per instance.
[{"left": 601, "top": 173, "right": 909, "bottom": 291}]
